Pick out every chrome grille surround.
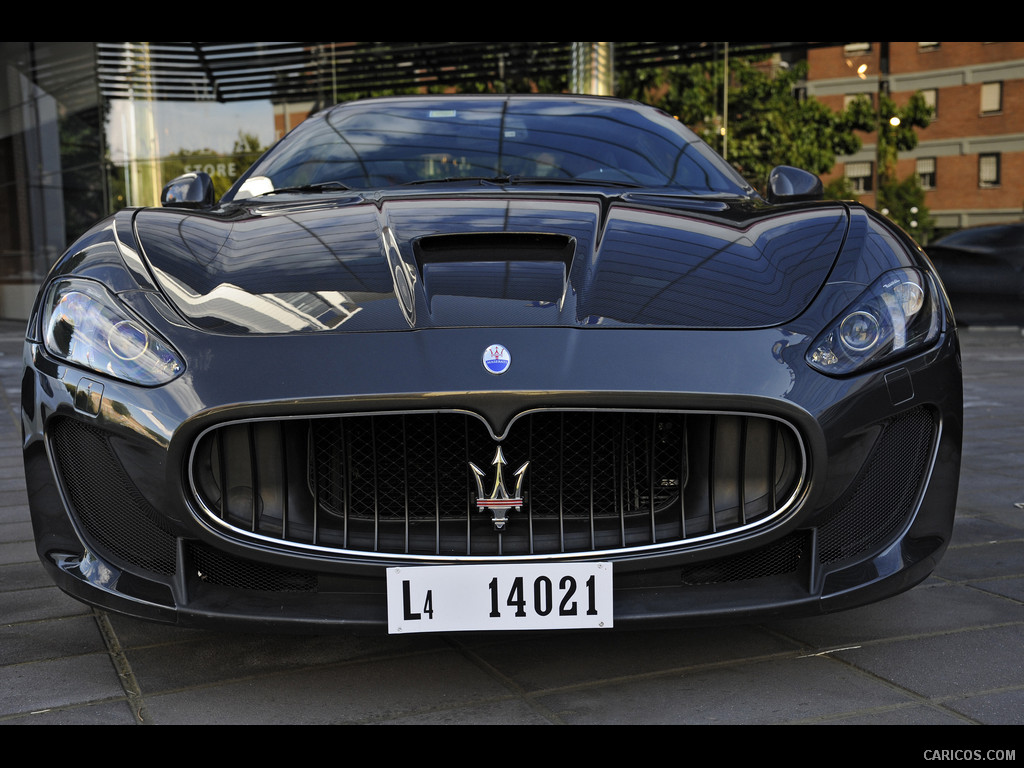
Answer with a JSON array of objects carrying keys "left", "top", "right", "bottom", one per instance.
[{"left": 187, "top": 409, "right": 807, "bottom": 562}]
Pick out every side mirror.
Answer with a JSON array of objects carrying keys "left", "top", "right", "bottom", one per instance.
[
  {"left": 161, "top": 172, "right": 215, "bottom": 209},
  {"left": 766, "top": 166, "right": 823, "bottom": 203}
]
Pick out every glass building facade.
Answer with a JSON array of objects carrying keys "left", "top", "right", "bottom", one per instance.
[
  {"left": 0, "top": 41, "right": 600, "bottom": 320},
  {"left": 1, "top": 42, "right": 282, "bottom": 319}
]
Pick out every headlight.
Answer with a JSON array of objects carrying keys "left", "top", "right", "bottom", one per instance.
[
  {"left": 42, "top": 278, "right": 184, "bottom": 386},
  {"left": 807, "top": 267, "right": 940, "bottom": 376}
]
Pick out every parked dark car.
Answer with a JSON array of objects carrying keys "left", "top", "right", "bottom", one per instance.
[
  {"left": 23, "top": 95, "right": 962, "bottom": 633},
  {"left": 927, "top": 222, "right": 1024, "bottom": 325}
]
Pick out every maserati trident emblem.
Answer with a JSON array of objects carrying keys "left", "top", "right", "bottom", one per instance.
[
  {"left": 482, "top": 344, "right": 511, "bottom": 374},
  {"left": 469, "top": 447, "right": 529, "bottom": 530}
]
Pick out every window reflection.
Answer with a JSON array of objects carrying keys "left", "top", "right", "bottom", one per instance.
[
  {"left": 107, "top": 99, "right": 276, "bottom": 207},
  {"left": 0, "top": 42, "right": 285, "bottom": 319}
]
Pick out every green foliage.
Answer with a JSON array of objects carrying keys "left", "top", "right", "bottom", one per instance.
[
  {"left": 161, "top": 131, "right": 269, "bottom": 200},
  {"left": 875, "top": 90, "right": 933, "bottom": 181},
  {"left": 823, "top": 175, "right": 860, "bottom": 201},
  {"left": 232, "top": 131, "right": 266, "bottom": 173},
  {"left": 847, "top": 90, "right": 934, "bottom": 240},
  {"left": 618, "top": 58, "right": 936, "bottom": 240},
  {"left": 619, "top": 59, "right": 871, "bottom": 192},
  {"left": 618, "top": 60, "right": 722, "bottom": 130},
  {"left": 455, "top": 74, "right": 567, "bottom": 95},
  {"left": 845, "top": 90, "right": 934, "bottom": 184},
  {"left": 878, "top": 173, "right": 935, "bottom": 244}
]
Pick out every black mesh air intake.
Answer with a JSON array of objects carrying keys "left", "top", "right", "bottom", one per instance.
[
  {"left": 679, "top": 531, "right": 809, "bottom": 585},
  {"left": 817, "top": 406, "right": 936, "bottom": 566},
  {"left": 49, "top": 417, "right": 177, "bottom": 575},
  {"left": 187, "top": 542, "right": 318, "bottom": 592}
]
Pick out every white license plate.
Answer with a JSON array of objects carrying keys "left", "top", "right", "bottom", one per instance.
[{"left": 386, "top": 562, "right": 613, "bottom": 633}]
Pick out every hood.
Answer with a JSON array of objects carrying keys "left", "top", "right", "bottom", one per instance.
[{"left": 132, "top": 193, "right": 849, "bottom": 335}]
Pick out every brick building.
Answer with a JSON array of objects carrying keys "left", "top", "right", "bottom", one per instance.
[{"left": 806, "top": 42, "right": 1024, "bottom": 236}]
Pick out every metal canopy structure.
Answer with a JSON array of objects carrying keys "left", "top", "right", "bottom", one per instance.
[{"left": 94, "top": 42, "right": 846, "bottom": 104}]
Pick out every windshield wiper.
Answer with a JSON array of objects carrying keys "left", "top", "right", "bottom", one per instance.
[
  {"left": 401, "top": 176, "right": 513, "bottom": 186},
  {"left": 262, "top": 181, "right": 352, "bottom": 195}
]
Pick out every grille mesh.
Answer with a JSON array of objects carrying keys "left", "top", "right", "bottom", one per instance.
[
  {"left": 679, "top": 531, "right": 808, "bottom": 584},
  {"left": 312, "top": 412, "right": 683, "bottom": 523},
  {"left": 49, "top": 418, "right": 177, "bottom": 575},
  {"left": 191, "top": 410, "right": 804, "bottom": 558},
  {"left": 188, "top": 542, "right": 318, "bottom": 592},
  {"left": 817, "top": 406, "right": 936, "bottom": 565}
]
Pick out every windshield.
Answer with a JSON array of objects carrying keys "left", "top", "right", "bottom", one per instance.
[{"left": 225, "top": 97, "right": 752, "bottom": 200}]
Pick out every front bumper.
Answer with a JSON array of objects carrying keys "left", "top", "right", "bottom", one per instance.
[{"left": 23, "top": 324, "right": 963, "bottom": 632}]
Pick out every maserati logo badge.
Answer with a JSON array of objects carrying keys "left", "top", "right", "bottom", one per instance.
[
  {"left": 482, "top": 344, "right": 511, "bottom": 374},
  {"left": 469, "top": 447, "right": 529, "bottom": 530}
]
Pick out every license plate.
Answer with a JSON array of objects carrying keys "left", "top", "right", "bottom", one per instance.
[{"left": 386, "top": 562, "right": 613, "bottom": 633}]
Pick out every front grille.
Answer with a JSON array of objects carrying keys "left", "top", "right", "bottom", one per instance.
[{"left": 189, "top": 410, "right": 805, "bottom": 559}]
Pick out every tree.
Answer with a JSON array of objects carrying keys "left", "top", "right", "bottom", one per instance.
[
  {"left": 618, "top": 59, "right": 871, "bottom": 193},
  {"left": 619, "top": 57, "right": 936, "bottom": 240},
  {"left": 846, "top": 90, "right": 935, "bottom": 239},
  {"left": 823, "top": 174, "right": 858, "bottom": 200},
  {"left": 878, "top": 174, "right": 935, "bottom": 244},
  {"left": 232, "top": 131, "right": 266, "bottom": 174},
  {"left": 863, "top": 91, "right": 933, "bottom": 185},
  {"left": 160, "top": 131, "right": 270, "bottom": 201}
]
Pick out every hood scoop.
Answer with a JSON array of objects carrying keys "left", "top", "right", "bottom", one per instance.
[{"left": 415, "top": 232, "right": 575, "bottom": 315}]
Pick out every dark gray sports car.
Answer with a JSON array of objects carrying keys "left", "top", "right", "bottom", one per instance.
[{"left": 23, "top": 95, "right": 962, "bottom": 633}]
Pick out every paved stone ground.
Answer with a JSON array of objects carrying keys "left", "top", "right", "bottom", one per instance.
[{"left": 2, "top": 320, "right": 1023, "bottom": 731}]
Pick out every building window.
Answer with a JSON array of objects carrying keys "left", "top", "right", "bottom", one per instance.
[
  {"left": 981, "top": 82, "right": 1002, "bottom": 114},
  {"left": 918, "top": 42, "right": 940, "bottom": 51},
  {"left": 979, "top": 154, "right": 1001, "bottom": 187},
  {"left": 843, "top": 93, "right": 873, "bottom": 111},
  {"left": 917, "top": 157, "right": 936, "bottom": 189},
  {"left": 844, "top": 43, "right": 871, "bottom": 55},
  {"left": 846, "top": 161, "right": 873, "bottom": 193},
  {"left": 920, "top": 88, "right": 938, "bottom": 117}
]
